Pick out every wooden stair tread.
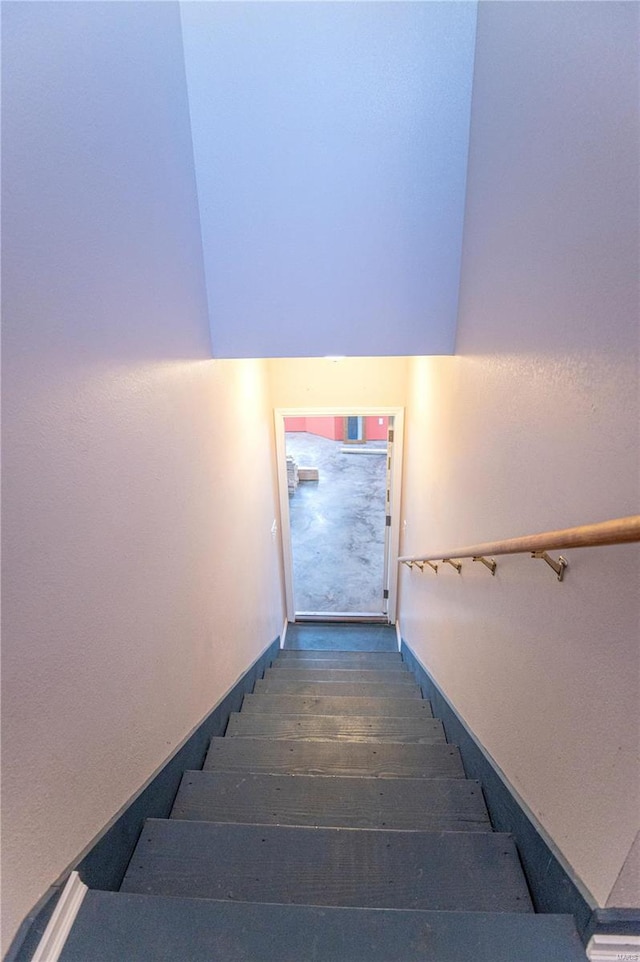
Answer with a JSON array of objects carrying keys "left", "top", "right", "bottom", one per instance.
[
  {"left": 241, "top": 694, "right": 433, "bottom": 717},
  {"left": 263, "top": 668, "right": 414, "bottom": 684},
  {"left": 204, "top": 737, "right": 466, "bottom": 778},
  {"left": 226, "top": 713, "right": 446, "bottom": 743},
  {"left": 271, "top": 658, "right": 409, "bottom": 672},
  {"left": 277, "top": 650, "right": 403, "bottom": 664},
  {"left": 171, "top": 770, "right": 490, "bottom": 831},
  {"left": 254, "top": 679, "right": 421, "bottom": 699},
  {"left": 60, "top": 893, "right": 588, "bottom": 962},
  {"left": 282, "top": 623, "right": 399, "bottom": 653},
  {"left": 121, "top": 820, "right": 533, "bottom": 913}
]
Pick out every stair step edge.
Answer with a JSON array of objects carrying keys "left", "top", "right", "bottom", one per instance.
[{"left": 61, "top": 892, "right": 587, "bottom": 962}]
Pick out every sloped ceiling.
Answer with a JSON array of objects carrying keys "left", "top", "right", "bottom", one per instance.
[{"left": 180, "top": 2, "right": 477, "bottom": 358}]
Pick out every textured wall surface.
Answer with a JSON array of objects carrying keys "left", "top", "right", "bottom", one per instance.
[
  {"left": 181, "top": 1, "right": 477, "bottom": 357},
  {"left": 398, "top": 2, "right": 639, "bottom": 908},
  {"left": 607, "top": 832, "right": 640, "bottom": 909},
  {"left": 1, "top": 3, "right": 284, "bottom": 950}
]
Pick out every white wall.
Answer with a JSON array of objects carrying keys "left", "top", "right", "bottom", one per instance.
[
  {"left": 399, "top": 1, "right": 639, "bottom": 908},
  {"left": 1, "top": 3, "right": 284, "bottom": 950},
  {"left": 268, "top": 357, "right": 408, "bottom": 410},
  {"left": 181, "top": 1, "right": 476, "bottom": 358}
]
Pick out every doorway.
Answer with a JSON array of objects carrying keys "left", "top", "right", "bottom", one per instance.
[{"left": 275, "top": 408, "right": 404, "bottom": 623}]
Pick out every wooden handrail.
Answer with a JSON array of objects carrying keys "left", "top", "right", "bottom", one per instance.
[{"left": 398, "top": 515, "right": 640, "bottom": 564}]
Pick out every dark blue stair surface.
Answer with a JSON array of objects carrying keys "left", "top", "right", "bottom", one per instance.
[
  {"left": 59, "top": 893, "right": 588, "bottom": 962},
  {"left": 225, "top": 712, "right": 446, "bottom": 742},
  {"left": 61, "top": 631, "right": 585, "bottom": 959},
  {"left": 264, "top": 666, "right": 414, "bottom": 683},
  {"left": 277, "top": 649, "right": 403, "bottom": 664},
  {"left": 283, "top": 622, "right": 398, "bottom": 651},
  {"left": 254, "top": 677, "right": 422, "bottom": 698},
  {"left": 171, "top": 770, "right": 491, "bottom": 831},
  {"left": 203, "top": 736, "right": 467, "bottom": 778},
  {"left": 121, "top": 820, "right": 533, "bottom": 911},
  {"left": 240, "top": 692, "right": 434, "bottom": 717},
  {"left": 270, "top": 657, "right": 409, "bottom": 671}
]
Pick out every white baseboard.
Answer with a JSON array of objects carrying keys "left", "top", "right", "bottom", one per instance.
[
  {"left": 32, "top": 872, "right": 87, "bottom": 962},
  {"left": 280, "top": 618, "right": 288, "bottom": 649},
  {"left": 587, "top": 934, "right": 640, "bottom": 961}
]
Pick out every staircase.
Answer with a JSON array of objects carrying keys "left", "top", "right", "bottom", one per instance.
[{"left": 59, "top": 626, "right": 586, "bottom": 961}]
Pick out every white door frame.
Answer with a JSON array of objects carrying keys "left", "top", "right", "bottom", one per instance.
[{"left": 274, "top": 406, "right": 405, "bottom": 624}]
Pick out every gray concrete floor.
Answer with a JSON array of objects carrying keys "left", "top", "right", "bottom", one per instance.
[{"left": 286, "top": 433, "right": 387, "bottom": 613}]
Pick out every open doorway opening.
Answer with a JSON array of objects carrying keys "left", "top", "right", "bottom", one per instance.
[{"left": 275, "top": 409, "right": 404, "bottom": 623}]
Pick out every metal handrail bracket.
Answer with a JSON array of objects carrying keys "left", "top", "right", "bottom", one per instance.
[
  {"left": 473, "top": 556, "right": 497, "bottom": 575},
  {"left": 531, "top": 550, "right": 567, "bottom": 582}
]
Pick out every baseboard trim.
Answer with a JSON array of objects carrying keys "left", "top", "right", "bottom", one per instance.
[
  {"left": 30, "top": 873, "right": 87, "bottom": 962},
  {"left": 586, "top": 933, "right": 640, "bottom": 961},
  {"left": 400, "top": 638, "right": 639, "bottom": 944},
  {"left": 5, "top": 636, "right": 280, "bottom": 962}
]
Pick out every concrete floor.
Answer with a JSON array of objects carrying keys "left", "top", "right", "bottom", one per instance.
[{"left": 285, "top": 432, "right": 387, "bottom": 613}]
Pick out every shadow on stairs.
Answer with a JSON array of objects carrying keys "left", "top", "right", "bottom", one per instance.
[{"left": 59, "top": 624, "right": 586, "bottom": 961}]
